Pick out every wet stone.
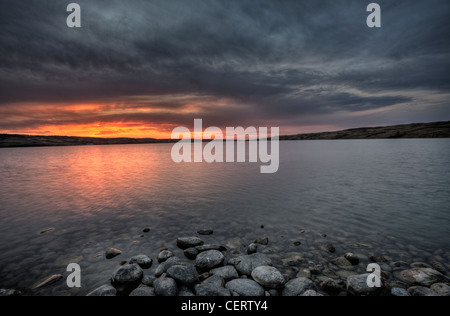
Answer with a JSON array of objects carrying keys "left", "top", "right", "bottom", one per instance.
[
  {"left": 370, "top": 255, "right": 388, "bottom": 263},
  {"left": 166, "top": 264, "right": 199, "bottom": 286},
  {"left": 344, "top": 253, "right": 360, "bottom": 266},
  {"left": 157, "top": 250, "right": 175, "bottom": 263},
  {"left": 176, "top": 236, "right": 204, "bottom": 250},
  {"left": 398, "top": 268, "right": 444, "bottom": 287},
  {"left": 197, "top": 229, "right": 214, "bottom": 235},
  {"left": 210, "top": 266, "right": 239, "bottom": 282},
  {"left": 105, "top": 248, "right": 122, "bottom": 260},
  {"left": 33, "top": 274, "right": 63, "bottom": 289},
  {"left": 430, "top": 283, "right": 450, "bottom": 296},
  {"left": 282, "top": 253, "right": 304, "bottom": 266},
  {"left": 331, "top": 257, "right": 353, "bottom": 267},
  {"left": 391, "top": 287, "right": 411, "bottom": 297},
  {"left": 323, "top": 244, "right": 336, "bottom": 253},
  {"left": 195, "top": 283, "right": 231, "bottom": 296},
  {"left": 129, "top": 254, "right": 153, "bottom": 269},
  {"left": 184, "top": 247, "right": 199, "bottom": 260},
  {"left": 179, "top": 285, "right": 196, "bottom": 296},
  {"left": 408, "top": 286, "right": 438, "bottom": 297},
  {"left": 254, "top": 237, "right": 269, "bottom": 245},
  {"left": 195, "top": 250, "right": 225, "bottom": 271},
  {"left": 246, "top": 243, "right": 258, "bottom": 254},
  {"left": 154, "top": 276, "right": 178, "bottom": 296},
  {"left": 320, "top": 278, "right": 341, "bottom": 295},
  {"left": 301, "top": 289, "right": 324, "bottom": 296},
  {"left": 251, "top": 266, "right": 285, "bottom": 289},
  {"left": 203, "top": 275, "right": 225, "bottom": 288},
  {"left": 282, "top": 278, "right": 315, "bottom": 296},
  {"left": 111, "top": 264, "right": 143, "bottom": 295},
  {"left": 86, "top": 284, "right": 117, "bottom": 296},
  {"left": 155, "top": 257, "right": 188, "bottom": 277},
  {"left": 230, "top": 253, "right": 272, "bottom": 276},
  {"left": 225, "top": 279, "right": 265, "bottom": 296},
  {"left": 347, "top": 274, "right": 382, "bottom": 296},
  {"left": 226, "top": 237, "right": 242, "bottom": 249},
  {"left": 129, "top": 285, "right": 155, "bottom": 296},
  {"left": 0, "top": 289, "right": 21, "bottom": 296}
]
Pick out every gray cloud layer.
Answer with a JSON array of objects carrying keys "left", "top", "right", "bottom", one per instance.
[{"left": 0, "top": 0, "right": 449, "bottom": 132}]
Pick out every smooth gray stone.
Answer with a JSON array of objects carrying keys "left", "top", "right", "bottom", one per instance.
[
  {"left": 154, "top": 276, "right": 178, "bottom": 296},
  {"left": 282, "top": 278, "right": 314, "bottom": 296},
  {"left": 166, "top": 264, "right": 199, "bottom": 286},
  {"left": 251, "top": 266, "right": 285, "bottom": 289},
  {"left": 225, "top": 279, "right": 265, "bottom": 296}
]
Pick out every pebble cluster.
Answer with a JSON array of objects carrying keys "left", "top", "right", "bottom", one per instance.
[{"left": 1, "top": 229, "right": 449, "bottom": 296}]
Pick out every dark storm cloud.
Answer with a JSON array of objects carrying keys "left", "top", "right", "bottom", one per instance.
[{"left": 0, "top": 0, "right": 449, "bottom": 131}]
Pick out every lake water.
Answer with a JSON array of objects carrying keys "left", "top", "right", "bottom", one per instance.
[{"left": 0, "top": 140, "right": 449, "bottom": 295}]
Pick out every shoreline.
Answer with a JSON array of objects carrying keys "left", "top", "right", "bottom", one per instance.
[
  {"left": 2, "top": 228, "right": 449, "bottom": 297},
  {"left": 1, "top": 121, "right": 449, "bottom": 148}
]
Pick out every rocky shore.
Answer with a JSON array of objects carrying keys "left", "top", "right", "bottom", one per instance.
[{"left": 1, "top": 229, "right": 448, "bottom": 297}]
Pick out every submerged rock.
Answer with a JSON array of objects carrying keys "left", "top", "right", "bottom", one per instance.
[
  {"left": 179, "top": 285, "right": 196, "bottom": 296},
  {"left": 105, "top": 248, "right": 122, "bottom": 259},
  {"left": 226, "top": 237, "right": 242, "bottom": 249},
  {"left": 320, "top": 278, "right": 341, "bottom": 295},
  {"left": 408, "top": 286, "right": 438, "bottom": 297},
  {"left": 142, "top": 275, "right": 155, "bottom": 287},
  {"left": 430, "top": 283, "right": 450, "bottom": 296},
  {"left": 398, "top": 268, "right": 444, "bottom": 287},
  {"left": 225, "top": 279, "right": 265, "bottom": 296},
  {"left": 196, "top": 244, "right": 226, "bottom": 252},
  {"left": 33, "top": 274, "right": 63, "bottom": 289},
  {"left": 331, "top": 257, "right": 353, "bottom": 267},
  {"left": 370, "top": 255, "right": 388, "bottom": 263},
  {"left": 176, "top": 237, "right": 204, "bottom": 249},
  {"left": 282, "top": 253, "right": 304, "bottom": 266},
  {"left": 254, "top": 237, "right": 269, "bottom": 245},
  {"left": 86, "top": 284, "right": 117, "bottom": 296},
  {"left": 0, "top": 289, "right": 21, "bottom": 296},
  {"left": 344, "top": 253, "right": 360, "bottom": 266},
  {"left": 323, "top": 244, "right": 336, "bottom": 253},
  {"left": 157, "top": 250, "right": 175, "bottom": 263},
  {"left": 391, "top": 287, "right": 411, "bottom": 297},
  {"left": 346, "top": 274, "right": 382, "bottom": 296},
  {"left": 251, "top": 266, "right": 285, "bottom": 289},
  {"left": 197, "top": 229, "right": 214, "bottom": 235}
]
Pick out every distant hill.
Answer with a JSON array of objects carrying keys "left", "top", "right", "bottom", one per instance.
[
  {"left": 281, "top": 121, "right": 450, "bottom": 140},
  {"left": 0, "top": 134, "right": 176, "bottom": 148},
  {"left": 1, "top": 121, "right": 449, "bottom": 148}
]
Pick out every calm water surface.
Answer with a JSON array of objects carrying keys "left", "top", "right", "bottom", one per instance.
[{"left": 0, "top": 140, "right": 449, "bottom": 295}]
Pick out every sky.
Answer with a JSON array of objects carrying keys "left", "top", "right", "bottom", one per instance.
[{"left": 0, "top": 0, "right": 449, "bottom": 138}]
